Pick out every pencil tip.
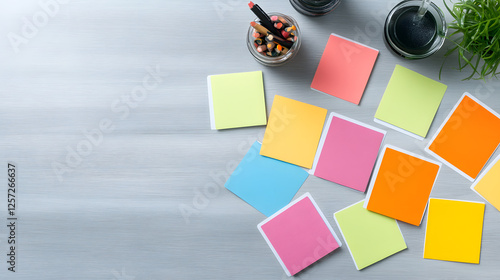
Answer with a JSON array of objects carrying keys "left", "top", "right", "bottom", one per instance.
[{"left": 248, "top": 1, "right": 254, "bottom": 8}]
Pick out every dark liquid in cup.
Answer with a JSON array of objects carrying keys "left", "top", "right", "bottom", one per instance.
[
  {"left": 289, "top": 0, "right": 340, "bottom": 16},
  {"left": 388, "top": 6, "right": 437, "bottom": 55}
]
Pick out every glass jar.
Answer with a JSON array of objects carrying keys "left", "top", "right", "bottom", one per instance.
[
  {"left": 246, "top": 13, "right": 301, "bottom": 67},
  {"left": 289, "top": 0, "right": 342, "bottom": 16},
  {"left": 384, "top": 0, "right": 447, "bottom": 59}
]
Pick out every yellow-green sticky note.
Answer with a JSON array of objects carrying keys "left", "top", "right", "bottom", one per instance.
[
  {"left": 207, "top": 71, "right": 267, "bottom": 130},
  {"left": 333, "top": 200, "right": 407, "bottom": 270},
  {"left": 472, "top": 153, "right": 500, "bottom": 211},
  {"left": 374, "top": 65, "right": 447, "bottom": 139},
  {"left": 424, "top": 198, "right": 485, "bottom": 264}
]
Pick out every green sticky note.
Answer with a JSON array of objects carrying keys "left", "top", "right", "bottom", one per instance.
[
  {"left": 334, "top": 200, "right": 407, "bottom": 270},
  {"left": 374, "top": 65, "right": 447, "bottom": 139},
  {"left": 207, "top": 71, "right": 267, "bottom": 130}
]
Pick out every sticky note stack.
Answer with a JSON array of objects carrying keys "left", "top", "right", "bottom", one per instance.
[
  {"left": 334, "top": 200, "right": 407, "bottom": 270},
  {"left": 207, "top": 71, "right": 267, "bottom": 130},
  {"left": 258, "top": 193, "right": 342, "bottom": 276},
  {"left": 426, "top": 92, "right": 500, "bottom": 181},
  {"left": 311, "top": 112, "right": 386, "bottom": 192},
  {"left": 311, "top": 33, "right": 379, "bottom": 105}
]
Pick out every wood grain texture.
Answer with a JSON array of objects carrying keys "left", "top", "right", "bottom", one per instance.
[{"left": 0, "top": 0, "right": 499, "bottom": 279}]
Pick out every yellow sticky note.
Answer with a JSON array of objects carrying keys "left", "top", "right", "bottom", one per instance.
[
  {"left": 471, "top": 154, "right": 500, "bottom": 211},
  {"left": 424, "top": 198, "right": 485, "bottom": 264},
  {"left": 260, "top": 95, "right": 327, "bottom": 169}
]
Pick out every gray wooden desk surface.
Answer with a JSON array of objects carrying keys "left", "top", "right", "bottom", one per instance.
[{"left": 0, "top": 0, "right": 499, "bottom": 279}]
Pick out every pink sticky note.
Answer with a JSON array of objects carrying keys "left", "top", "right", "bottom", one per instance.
[
  {"left": 311, "top": 33, "right": 379, "bottom": 105},
  {"left": 258, "top": 193, "right": 342, "bottom": 276},
  {"left": 312, "top": 113, "right": 386, "bottom": 192}
]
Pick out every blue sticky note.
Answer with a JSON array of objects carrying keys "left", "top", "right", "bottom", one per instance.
[{"left": 225, "top": 141, "right": 309, "bottom": 216}]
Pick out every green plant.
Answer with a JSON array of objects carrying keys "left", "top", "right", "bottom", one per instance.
[{"left": 442, "top": 0, "right": 500, "bottom": 80}]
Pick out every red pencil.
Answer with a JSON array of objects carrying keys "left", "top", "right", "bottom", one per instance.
[
  {"left": 253, "top": 31, "right": 263, "bottom": 38},
  {"left": 281, "top": 30, "right": 290, "bottom": 39}
]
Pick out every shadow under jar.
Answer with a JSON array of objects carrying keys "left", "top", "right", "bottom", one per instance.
[{"left": 289, "top": 0, "right": 342, "bottom": 16}]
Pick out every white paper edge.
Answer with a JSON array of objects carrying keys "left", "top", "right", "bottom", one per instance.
[
  {"left": 309, "top": 113, "right": 335, "bottom": 175},
  {"left": 309, "top": 194, "right": 343, "bottom": 249},
  {"left": 470, "top": 153, "right": 500, "bottom": 211},
  {"left": 329, "top": 32, "right": 380, "bottom": 52},
  {"left": 422, "top": 200, "right": 430, "bottom": 260},
  {"left": 424, "top": 92, "right": 500, "bottom": 182},
  {"left": 207, "top": 75, "right": 216, "bottom": 130},
  {"left": 364, "top": 146, "right": 388, "bottom": 209},
  {"left": 395, "top": 220, "right": 407, "bottom": 247},
  {"left": 373, "top": 118, "right": 425, "bottom": 141},
  {"left": 428, "top": 197, "right": 486, "bottom": 204},
  {"left": 363, "top": 144, "right": 442, "bottom": 227},
  {"left": 257, "top": 192, "right": 341, "bottom": 276}
]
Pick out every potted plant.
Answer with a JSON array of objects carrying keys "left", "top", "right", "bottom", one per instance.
[{"left": 442, "top": 0, "right": 500, "bottom": 80}]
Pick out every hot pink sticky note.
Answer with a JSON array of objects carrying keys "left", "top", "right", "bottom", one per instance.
[
  {"left": 312, "top": 113, "right": 386, "bottom": 192},
  {"left": 258, "top": 193, "right": 342, "bottom": 276},
  {"left": 311, "top": 33, "right": 379, "bottom": 105}
]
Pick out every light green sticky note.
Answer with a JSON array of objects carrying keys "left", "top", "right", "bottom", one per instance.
[
  {"left": 333, "top": 200, "right": 407, "bottom": 270},
  {"left": 207, "top": 71, "right": 267, "bottom": 130},
  {"left": 374, "top": 65, "right": 447, "bottom": 139}
]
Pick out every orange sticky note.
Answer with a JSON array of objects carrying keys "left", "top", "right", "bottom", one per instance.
[
  {"left": 426, "top": 93, "right": 500, "bottom": 181},
  {"left": 260, "top": 95, "right": 327, "bottom": 169},
  {"left": 423, "top": 198, "right": 485, "bottom": 264},
  {"left": 471, "top": 153, "right": 500, "bottom": 211},
  {"left": 311, "top": 33, "right": 379, "bottom": 105},
  {"left": 364, "top": 145, "right": 441, "bottom": 226}
]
